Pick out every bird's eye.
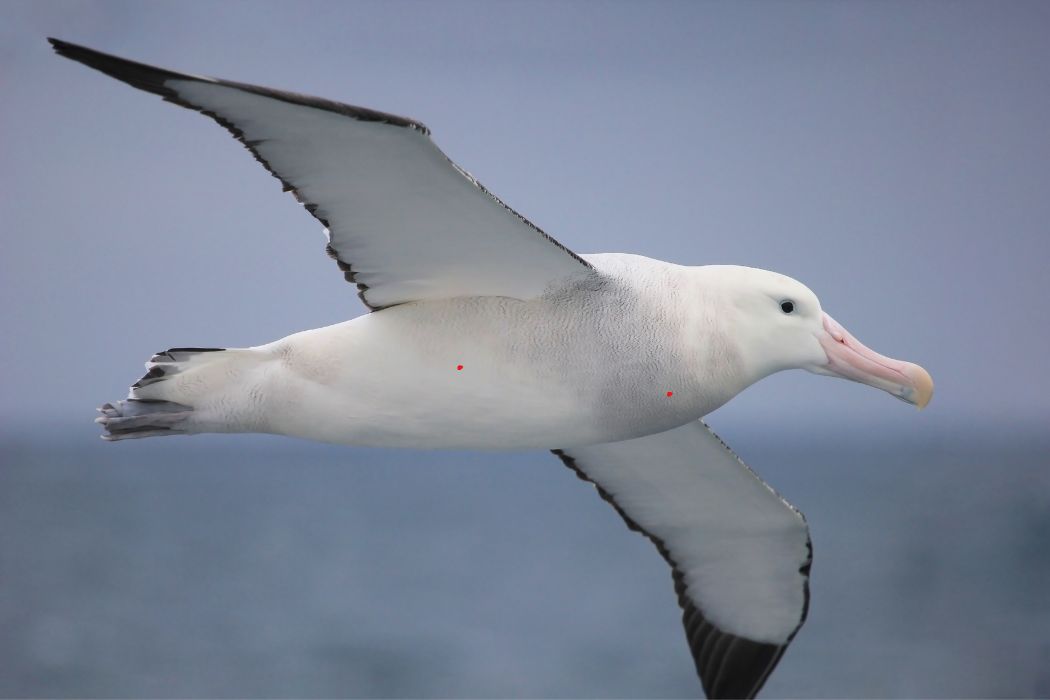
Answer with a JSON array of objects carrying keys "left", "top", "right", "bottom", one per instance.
[{"left": 780, "top": 300, "right": 795, "bottom": 314}]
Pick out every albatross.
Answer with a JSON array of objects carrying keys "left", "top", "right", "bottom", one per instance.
[{"left": 50, "top": 38, "right": 933, "bottom": 699}]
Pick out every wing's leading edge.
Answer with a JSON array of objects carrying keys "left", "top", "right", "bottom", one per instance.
[{"left": 49, "top": 38, "right": 593, "bottom": 310}]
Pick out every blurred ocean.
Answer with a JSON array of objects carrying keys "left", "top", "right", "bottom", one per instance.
[{"left": 1, "top": 428, "right": 1048, "bottom": 698}]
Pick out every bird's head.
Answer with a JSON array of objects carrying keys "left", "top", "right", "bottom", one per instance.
[{"left": 711, "top": 266, "right": 933, "bottom": 408}]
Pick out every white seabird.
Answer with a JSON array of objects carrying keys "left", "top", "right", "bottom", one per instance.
[{"left": 51, "top": 38, "right": 933, "bottom": 699}]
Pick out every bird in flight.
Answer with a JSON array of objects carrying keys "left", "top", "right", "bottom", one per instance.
[{"left": 50, "top": 38, "right": 932, "bottom": 699}]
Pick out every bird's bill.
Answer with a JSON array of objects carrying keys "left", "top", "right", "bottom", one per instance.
[{"left": 813, "top": 312, "right": 933, "bottom": 408}]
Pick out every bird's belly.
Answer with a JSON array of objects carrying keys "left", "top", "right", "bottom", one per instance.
[{"left": 258, "top": 300, "right": 720, "bottom": 449}]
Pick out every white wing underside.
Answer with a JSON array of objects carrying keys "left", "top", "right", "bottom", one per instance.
[
  {"left": 51, "top": 40, "right": 593, "bottom": 310},
  {"left": 554, "top": 421, "right": 811, "bottom": 699}
]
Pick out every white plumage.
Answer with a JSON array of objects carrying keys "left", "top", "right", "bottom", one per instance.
[{"left": 52, "top": 38, "right": 932, "bottom": 699}]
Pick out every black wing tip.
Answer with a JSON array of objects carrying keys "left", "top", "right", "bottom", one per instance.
[
  {"left": 683, "top": 586, "right": 792, "bottom": 699},
  {"left": 47, "top": 37, "right": 105, "bottom": 57},
  {"left": 47, "top": 37, "right": 432, "bottom": 136},
  {"left": 48, "top": 38, "right": 123, "bottom": 71},
  {"left": 47, "top": 38, "right": 135, "bottom": 68},
  {"left": 47, "top": 37, "right": 75, "bottom": 52},
  {"left": 682, "top": 592, "right": 790, "bottom": 699},
  {"left": 47, "top": 36, "right": 193, "bottom": 99},
  {"left": 694, "top": 624, "right": 786, "bottom": 699}
]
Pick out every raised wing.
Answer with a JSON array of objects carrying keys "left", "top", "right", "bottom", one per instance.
[
  {"left": 49, "top": 39, "right": 593, "bottom": 310},
  {"left": 553, "top": 421, "right": 811, "bottom": 699}
]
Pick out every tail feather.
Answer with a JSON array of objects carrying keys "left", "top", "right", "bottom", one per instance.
[
  {"left": 99, "top": 346, "right": 249, "bottom": 441},
  {"left": 151, "top": 347, "right": 226, "bottom": 362},
  {"left": 96, "top": 398, "right": 193, "bottom": 441},
  {"left": 132, "top": 347, "right": 226, "bottom": 388}
]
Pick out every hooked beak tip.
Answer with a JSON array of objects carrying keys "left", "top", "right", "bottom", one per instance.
[{"left": 903, "top": 363, "right": 934, "bottom": 410}]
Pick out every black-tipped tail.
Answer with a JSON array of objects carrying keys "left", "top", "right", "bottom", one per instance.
[{"left": 96, "top": 399, "right": 193, "bottom": 441}]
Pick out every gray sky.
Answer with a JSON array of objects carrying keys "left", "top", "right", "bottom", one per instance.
[{"left": 3, "top": 0, "right": 1049, "bottom": 442}]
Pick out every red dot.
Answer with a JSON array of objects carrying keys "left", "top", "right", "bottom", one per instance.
[
  {"left": 456, "top": 364, "right": 464, "bottom": 371},
  {"left": 666, "top": 391, "right": 674, "bottom": 397}
]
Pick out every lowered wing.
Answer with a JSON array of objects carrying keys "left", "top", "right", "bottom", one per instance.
[{"left": 553, "top": 421, "right": 811, "bottom": 698}]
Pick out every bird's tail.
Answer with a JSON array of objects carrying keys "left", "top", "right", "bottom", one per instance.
[{"left": 96, "top": 347, "right": 262, "bottom": 440}]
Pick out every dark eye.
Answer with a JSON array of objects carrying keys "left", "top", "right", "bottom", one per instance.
[{"left": 780, "top": 300, "right": 795, "bottom": 314}]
